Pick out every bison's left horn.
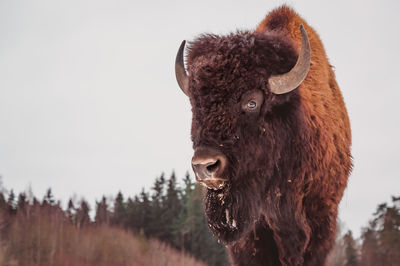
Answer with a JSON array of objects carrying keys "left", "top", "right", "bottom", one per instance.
[
  {"left": 268, "top": 24, "right": 311, "bottom": 95},
  {"left": 175, "top": 40, "right": 189, "bottom": 96}
]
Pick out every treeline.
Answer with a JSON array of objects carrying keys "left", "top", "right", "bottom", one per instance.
[
  {"left": 0, "top": 198, "right": 205, "bottom": 266},
  {"left": 92, "top": 172, "right": 228, "bottom": 266},
  {"left": 0, "top": 173, "right": 228, "bottom": 266},
  {"left": 0, "top": 173, "right": 399, "bottom": 266},
  {"left": 328, "top": 196, "right": 400, "bottom": 266}
]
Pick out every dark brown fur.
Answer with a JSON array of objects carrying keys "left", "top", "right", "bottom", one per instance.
[{"left": 183, "top": 6, "right": 352, "bottom": 266}]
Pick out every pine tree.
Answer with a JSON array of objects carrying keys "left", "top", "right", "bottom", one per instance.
[
  {"left": 95, "top": 196, "right": 110, "bottom": 225},
  {"left": 112, "top": 191, "right": 126, "bottom": 226},
  {"left": 162, "top": 171, "right": 182, "bottom": 246},
  {"left": 360, "top": 196, "right": 400, "bottom": 266},
  {"left": 373, "top": 197, "right": 400, "bottom": 265},
  {"left": 360, "top": 227, "right": 380, "bottom": 266},
  {"left": 148, "top": 173, "right": 165, "bottom": 238},
  {"left": 66, "top": 198, "right": 75, "bottom": 223},
  {"left": 0, "top": 192, "right": 6, "bottom": 210},
  {"left": 7, "top": 189, "right": 16, "bottom": 214},
  {"left": 174, "top": 172, "right": 194, "bottom": 251},
  {"left": 152, "top": 173, "right": 165, "bottom": 204},
  {"left": 42, "top": 188, "right": 55, "bottom": 206},
  {"left": 75, "top": 199, "right": 90, "bottom": 229},
  {"left": 343, "top": 230, "right": 359, "bottom": 266},
  {"left": 17, "top": 192, "right": 27, "bottom": 214},
  {"left": 126, "top": 196, "right": 140, "bottom": 231},
  {"left": 180, "top": 172, "right": 193, "bottom": 205},
  {"left": 137, "top": 188, "right": 151, "bottom": 235},
  {"left": 0, "top": 191, "right": 9, "bottom": 232}
]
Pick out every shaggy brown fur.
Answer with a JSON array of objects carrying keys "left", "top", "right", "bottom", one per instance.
[{"left": 182, "top": 6, "right": 352, "bottom": 266}]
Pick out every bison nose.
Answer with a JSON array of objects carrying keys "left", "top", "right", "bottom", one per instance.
[
  {"left": 192, "top": 147, "right": 228, "bottom": 190},
  {"left": 192, "top": 159, "right": 220, "bottom": 179}
]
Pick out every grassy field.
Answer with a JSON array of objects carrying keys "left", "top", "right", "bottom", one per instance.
[{"left": 0, "top": 209, "right": 206, "bottom": 266}]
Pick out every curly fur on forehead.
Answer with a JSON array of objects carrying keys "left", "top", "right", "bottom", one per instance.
[{"left": 186, "top": 31, "right": 298, "bottom": 98}]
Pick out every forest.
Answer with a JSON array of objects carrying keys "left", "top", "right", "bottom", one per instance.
[{"left": 0, "top": 172, "right": 399, "bottom": 266}]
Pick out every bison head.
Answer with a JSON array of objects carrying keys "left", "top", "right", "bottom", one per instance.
[{"left": 175, "top": 26, "right": 310, "bottom": 244}]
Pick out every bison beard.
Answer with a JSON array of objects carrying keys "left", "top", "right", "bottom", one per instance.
[{"left": 175, "top": 5, "right": 352, "bottom": 266}]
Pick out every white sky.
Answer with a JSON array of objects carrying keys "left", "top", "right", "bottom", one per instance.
[{"left": 0, "top": 0, "right": 399, "bottom": 238}]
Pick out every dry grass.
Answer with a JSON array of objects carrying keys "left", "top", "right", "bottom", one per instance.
[{"left": 1, "top": 210, "right": 206, "bottom": 266}]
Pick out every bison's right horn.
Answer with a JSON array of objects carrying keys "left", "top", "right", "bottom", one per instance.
[
  {"left": 268, "top": 24, "right": 311, "bottom": 95},
  {"left": 175, "top": 40, "right": 189, "bottom": 96}
]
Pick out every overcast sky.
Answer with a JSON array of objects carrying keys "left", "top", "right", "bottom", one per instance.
[{"left": 0, "top": 0, "right": 399, "bottom": 238}]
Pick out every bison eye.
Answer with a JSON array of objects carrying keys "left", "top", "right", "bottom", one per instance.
[
  {"left": 247, "top": 100, "right": 257, "bottom": 109},
  {"left": 241, "top": 90, "right": 264, "bottom": 113}
]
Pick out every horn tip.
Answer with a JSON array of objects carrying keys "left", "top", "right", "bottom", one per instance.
[
  {"left": 176, "top": 40, "right": 187, "bottom": 66},
  {"left": 175, "top": 40, "right": 189, "bottom": 96},
  {"left": 299, "top": 24, "right": 306, "bottom": 35}
]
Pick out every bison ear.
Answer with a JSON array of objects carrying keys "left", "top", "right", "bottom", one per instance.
[
  {"left": 268, "top": 24, "right": 311, "bottom": 95},
  {"left": 175, "top": 40, "right": 189, "bottom": 96}
]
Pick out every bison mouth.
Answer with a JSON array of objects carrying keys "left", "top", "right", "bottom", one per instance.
[{"left": 196, "top": 177, "right": 227, "bottom": 191}]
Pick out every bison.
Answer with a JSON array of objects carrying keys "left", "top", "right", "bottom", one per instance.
[{"left": 174, "top": 6, "right": 352, "bottom": 266}]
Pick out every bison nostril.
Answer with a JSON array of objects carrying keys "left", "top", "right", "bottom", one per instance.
[
  {"left": 191, "top": 147, "right": 228, "bottom": 185},
  {"left": 206, "top": 160, "right": 220, "bottom": 174}
]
